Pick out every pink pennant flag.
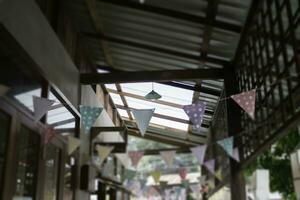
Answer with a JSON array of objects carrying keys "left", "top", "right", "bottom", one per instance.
[
  {"left": 44, "top": 126, "right": 56, "bottom": 145},
  {"left": 190, "top": 145, "right": 207, "bottom": 165},
  {"left": 160, "top": 150, "right": 176, "bottom": 168},
  {"left": 232, "top": 147, "right": 240, "bottom": 162},
  {"left": 128, "top": 151, "right": 144, "bottom": 168},
  {"left": 204, "top": 159, "right": 215, "bottom": 174},
  {"left": 179, "top": 167, "right": 187, "bottom": 180},
  {"left": 231, "top": 89, "right": 256, "bottom": 120}
]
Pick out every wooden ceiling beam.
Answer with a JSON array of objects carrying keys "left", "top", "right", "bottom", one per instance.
[
  {"left": 107, "top": 88, "right": 215, "bottom": 115},
  {"left": 81, "top": 68, "right": 224, "bottom": 84},
  {"left": 128, "top": 128, "right": 201, "bottom": 147},
  {"left": 83, "top": 32, "right": 229, "bottom": 65},
  {"left": 97, "top": 0, "right": 241, "bottom": 33}
]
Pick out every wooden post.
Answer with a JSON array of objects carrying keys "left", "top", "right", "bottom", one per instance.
[{"left": 224, "top": 65, "right": 246, "bottom": 200}]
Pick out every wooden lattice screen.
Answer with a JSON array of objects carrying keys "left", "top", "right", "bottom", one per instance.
[{"left": 235, "top": 0, "right": 300, "bottom": 166}]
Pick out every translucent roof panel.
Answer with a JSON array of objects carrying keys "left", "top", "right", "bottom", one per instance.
[
  {"left": 109, "top": 93, "right": 124, "bottom": 106},
  {"left": 121, "top": 82, "right": 193, "bottom": 105}
]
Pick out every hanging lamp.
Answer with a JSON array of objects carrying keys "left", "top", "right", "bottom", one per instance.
[{"left": 144, "top": 83, "right": 162, "bottom": 100}]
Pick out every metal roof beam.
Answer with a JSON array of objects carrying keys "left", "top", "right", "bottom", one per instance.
[
  {"left": 97, "top": 0, "right": 241, "bottom": 33},
  {"left": 81, "top": 68, "right": 224, "bottom": 84}
]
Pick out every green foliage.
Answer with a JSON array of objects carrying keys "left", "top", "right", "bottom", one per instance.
[{"left": 245, "top": 128, "right": 300, "bottom": 199}]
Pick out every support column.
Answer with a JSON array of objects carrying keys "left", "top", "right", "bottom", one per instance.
[{"left": 224, "top": 65, "right": 246, "bottom": 200}]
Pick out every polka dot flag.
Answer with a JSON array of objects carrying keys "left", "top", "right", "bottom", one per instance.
[
  {"left": 80, "top": 105, "right": 103, "bottom": 134},
  {"left": 183, "top": 102, "right": 206, "bottom": 133},
  {"left": 231, "top": 89, "right": 256, "bottom": 120}
]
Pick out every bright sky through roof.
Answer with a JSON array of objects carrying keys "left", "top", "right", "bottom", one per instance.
[{"left": 106, "top": 82, "right": 194, "bottom": 131}]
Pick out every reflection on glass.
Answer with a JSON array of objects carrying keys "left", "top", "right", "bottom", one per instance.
[
  {"left": 13, "top": 125, "right": 40, "bottom": 200},
  {"left": 63, "top": 157, "right": 74, "bottom": 200},
  {"left": 44, "top": 144, "right": 60, "bottom": 200},
  {"left": 0, "top": 110, "right": 10, "bottom": 193}
]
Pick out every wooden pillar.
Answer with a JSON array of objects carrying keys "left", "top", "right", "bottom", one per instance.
[{"left": 224, "top": 65, "right": 246, "bottom": 200}]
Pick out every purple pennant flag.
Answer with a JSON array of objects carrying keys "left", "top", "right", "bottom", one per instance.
[
  {"left": 232, "top": 147, "right": 240, "bottom": 162},
  {"left": 204, "top": 159, "right": 215, "bottom": 174},
  {"left": 190, "top": 145, "right": 207, "bottom": 165},
  {"left": 183, "top": 102, "right": 206, "bottom": 133},
  {"left": 33, "top": 96, "right": 55, "bottom": 121}
]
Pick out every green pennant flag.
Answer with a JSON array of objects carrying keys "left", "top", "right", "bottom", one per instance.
[{"left": 122, "top": 169, "right": 136, "bottom": 182}]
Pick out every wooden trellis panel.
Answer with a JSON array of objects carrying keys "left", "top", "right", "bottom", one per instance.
[{"left": 235, "top": 0, "right": 300, "bottom": 166}]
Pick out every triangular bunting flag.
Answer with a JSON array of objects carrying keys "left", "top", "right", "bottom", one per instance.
[
  {"left": 181, "top": 180, "right": 189, "bottom": 188},
  {"left": 179, "top": 167, "right": 187, "bottom": 180},
  {"left": 204, "top": 159, "right": 215, "bottom": 174},
  {"left": 231, "top": 89, "right": 256, "bottom": 120},
  {"left": 81, "top": 153, "right": 90, "bottom": 165},
  {"left": 215, "top": 168, "right": 223, "bottom": 181},
  {"left": 122, "top": 169, "right": 137, "bottom": 182},
  {"left": 160, "top": 150, "right": 176, "bottom": 168},
  {"left": 95, "top": 145, "right": 114, "bottom": 165},
  {"left": 132, "top": 109, "right": 154, "bottom": 136},
  {"left": 128, "top": 151, "right": 144, "bottom": 168},
  {"left": 80, "top": 105, "right": 103, "bottom": 133},
  {"left": 115, "top": 153, "right": 131, "bottom": 168},
  {"left": 33, "top": 96, "right": 55, "bottom": 121},
  {"left": 67, "top": 135, "right": 80, "bottom": 155},
  {"left": 232, "top": 147, "right": 240, "bottom": 162},
  {"left": 44, "top": 126, "right": 57, "bottom": 145},
  {"left": 140, "top": 179, "right": 147, "bottom": 190},
  {"left": 150, "top": 171, "right": 161, "bottom": 184},
  {"left": 0, "top": 84, "right": 9, "bottom": 96},
  {"left": 190, "top": 145, "right": 207, "bottom": 165},
  {"left": 217, "top": 136, "right": 234, "bottom": 157},
  {"left": 198, "top": 175, "right": 206, "bottom": 184},
  {"left": 190, "top": 184, "right": 200, "bottom": 198},
  {"left": 102, "top": 161, "right": 114, "bottom": 177},
  {"left": 183, "top": 102, "right": 206, "bottom": 133}
]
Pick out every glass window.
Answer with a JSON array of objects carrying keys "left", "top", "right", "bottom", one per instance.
[
  {"left": 63, "top": 157, "right": 75, "bottom": 200},
  {"left": 43, "top": 144, "right": 60, "bottom": 200},
  {"left": 0, "top": 110, "right": 10, "bottom": 194},
  {"left": 13, "top": 125, "right": 40, "bottom": 200}
]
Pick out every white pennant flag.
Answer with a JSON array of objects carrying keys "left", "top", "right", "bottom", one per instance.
[
  {"left": 231, "top": 89, "right": 256, "bottom": 120},
  {"left": 33, "top": 96, "right": 55, "bottom": 121},
  {"left": 160, "top": 150, "right": 176, "bottom": 168},
  {"left": 67, "top": 135, "right": 80, "bottom": 155},
  {"left": 115, "top": 153, "right": 131, "bottom": 168},
  {"left": 0, "top": 84, "right": 9, "bottom": 96},
  {"left": 190, "top": 145, "right": 207, "bottom": 165},
  {"left": 132, "top": 109, "right": 154, "bottom": 136},
  {"left": 96, "top": 145, "right": 114, "bottom": 165},
  {"left": 232, "top": 147, "right": 240, "bottom": 162}
]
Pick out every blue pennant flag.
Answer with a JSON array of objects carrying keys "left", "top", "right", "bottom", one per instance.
[
  {"left": 217, "top": 136, "right": 234, "bottom": 156},
  {"left": 80, "top": 105, "right": 103, "bottom": 133},
  {"left": 132, "top": 109, "right": 154, "bottom": 136}
]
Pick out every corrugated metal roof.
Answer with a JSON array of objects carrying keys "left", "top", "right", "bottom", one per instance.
[{"left": 63, "top": 0, "right": 252, "bottom": 142}]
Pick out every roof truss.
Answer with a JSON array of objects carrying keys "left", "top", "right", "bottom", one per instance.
[{"left": 80, "top": 68, "right": 224, "bottom": 84}]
